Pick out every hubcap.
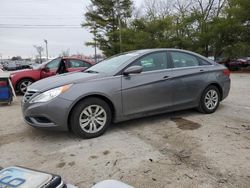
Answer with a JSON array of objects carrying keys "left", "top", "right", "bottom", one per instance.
[
  {"left": 205, "top": 89, "right": 218, "bottom": 110},
  {"left": 79, "top": 105, "right": 107, "bottom": 133},
  {"left": 20, "top": 81, "right": 33, "bottom": 93}
]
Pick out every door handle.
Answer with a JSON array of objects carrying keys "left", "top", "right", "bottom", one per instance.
[
  {"left": 163, "top": 75, "right": 171, "bottom": 80},
  {"left": 200, "top": 69, "right": 205, "bottom": 73}
]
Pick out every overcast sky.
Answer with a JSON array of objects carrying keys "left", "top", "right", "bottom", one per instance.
[{"left": 0, "top": 0, "right": 143, "bottom": 59}]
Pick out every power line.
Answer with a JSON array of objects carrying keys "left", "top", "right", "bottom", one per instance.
[
  {"left": 0, "top": 27, "right": 82, "bottom": 29},
  {"left": 0, "top": 16, "right": 80, "bottom": 20},
  {"left": 0, "top": 24, "right": 80, "bottom": 26},
  {"left": 0, "top": 24, "right": 82, "bottom": 29}
]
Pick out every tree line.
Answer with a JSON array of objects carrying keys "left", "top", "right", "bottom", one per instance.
[{"left": 83, "top": 0, "right": 250, "bottom": 60}]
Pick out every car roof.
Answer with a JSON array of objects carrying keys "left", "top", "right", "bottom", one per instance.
[
  {"left": 131, "top": 48, "right": 215, "bottom": 63},
  {"left": 62, "top": 57, "right": 95, "bottom": 64}
]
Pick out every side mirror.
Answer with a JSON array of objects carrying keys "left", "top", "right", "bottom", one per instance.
[
  {"left": 123, "top": 66, "right": 143, "bottom": 76},
  {"left": 42, "top": 67, "right": 50, "bottom": 72}
]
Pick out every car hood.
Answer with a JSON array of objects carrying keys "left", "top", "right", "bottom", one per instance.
[
  {"left": 11, "top": 69, "right": 32, "bottom": 74},
  {"left": 28, "top": 72, "right": 105, "bottom": 92}
]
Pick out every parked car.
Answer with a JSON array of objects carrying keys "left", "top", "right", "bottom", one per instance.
[
  {"left": 241, "top": 57, "right": 250, "bottom": 66},
  {"left": 22, "top": 49, "right": 230, "bottom": 139},
  {"left": 224, "top": 58, "right": 249, "bottom": 71},
  {"left": 5, "top": 62, "right": 18, "bottom": 71},
  {"left": 11, "top": 57, "right": 94, "bottom": 94}
]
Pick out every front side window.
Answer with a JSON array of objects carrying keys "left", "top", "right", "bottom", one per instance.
[
  {"left": 132, "top": 52, "right": 168, "bottom": 72},
  {"left": 171, "top": 52, "right": 199, "bottom": 68},
  {"left": 46, "top": 58, "right": 61, "bottom": 69}
]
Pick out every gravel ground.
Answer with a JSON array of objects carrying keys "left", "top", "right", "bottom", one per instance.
[{"left": 0, "top": 73, "right": 250, "bottom": 188}]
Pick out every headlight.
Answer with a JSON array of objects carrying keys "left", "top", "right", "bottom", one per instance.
[{"left": 30, "top": 84, "right": 72, "bottom": 103}]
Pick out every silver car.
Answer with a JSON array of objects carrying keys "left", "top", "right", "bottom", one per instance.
[{"left": 22, "top": 49, "right": 230, "bottom": 138}]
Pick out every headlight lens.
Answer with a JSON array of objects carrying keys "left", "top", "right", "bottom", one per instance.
[{"left": 30, "top": 84, "right": 72, "bottom": 103}]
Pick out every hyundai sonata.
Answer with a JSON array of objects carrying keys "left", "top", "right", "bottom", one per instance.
[{"left": 22, "top": 49, "right": 230, "bottom": 138}]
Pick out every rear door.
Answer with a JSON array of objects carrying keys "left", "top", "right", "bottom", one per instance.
[
  {"left": 67, "top": 59, "right": 92, "bottom": 72},
  {"left": 121, "top": 51, "right": 173, "bottom": 116},
  {"left": 169, "top": 50, "right": 211, "bottom": 106}
]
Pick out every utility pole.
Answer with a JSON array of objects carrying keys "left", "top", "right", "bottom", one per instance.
[
  {"left": 44, "top": 39, "right": 48, "bottom": 60},
  {"left": 116, "top": 0, "right": 122, "bottom": 53},
  {"left": 93, "top": 22, "right": 97, "bottom": 63}
]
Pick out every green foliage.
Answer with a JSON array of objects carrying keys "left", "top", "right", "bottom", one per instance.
[
  {"left": 82, "top": 0, "right": 133, "bottom": 57},
  {"left": 83, "top": 0, "right": 250, "bottom": 59}
]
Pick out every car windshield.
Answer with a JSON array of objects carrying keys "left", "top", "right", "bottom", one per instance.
[
  {"left": 31, "top": 63, "right": 43, "bottom": 69},
  {"left": 85, "top": 52, "right": 139, "bottom": 74}
]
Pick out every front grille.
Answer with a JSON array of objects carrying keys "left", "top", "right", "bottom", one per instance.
[{"left": 23, "top": 89, "right": 38, "bottom": 103}]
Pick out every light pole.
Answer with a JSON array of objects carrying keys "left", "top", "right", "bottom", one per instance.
[{"left": 44, "top": 39, "right": 48, "bottom": 60}]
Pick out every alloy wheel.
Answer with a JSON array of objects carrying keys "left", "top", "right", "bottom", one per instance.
[
  {"left": 79, "top": 105, "right": 107, "bottom": 133},
  {"left": 20, "top": 80, "right": 33, "bottom": 94},
  {"left": 204, "top": 89, "right": 218, "bottom": 110}
]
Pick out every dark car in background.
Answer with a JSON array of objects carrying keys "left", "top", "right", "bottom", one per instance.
[
  {"left": 223, "top": 57, "right": 250, "bottom": 71},
  {"left": 11, "top": 57, "right": 94, "bottom": 94},
  {"left": 22, "top": 49, "right": 230, "bottom": 139}
]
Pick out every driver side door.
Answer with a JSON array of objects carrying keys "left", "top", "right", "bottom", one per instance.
[
  {"left": 121, "top": 51, "right": 173, "bottom": 116},
  {"left": 40, "top": 58, "right": 61, "bottom": 79}
]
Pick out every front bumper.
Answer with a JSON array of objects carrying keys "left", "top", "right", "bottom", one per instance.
[{"left": 21, "top": 97, "right": 73, "bottom": 131}]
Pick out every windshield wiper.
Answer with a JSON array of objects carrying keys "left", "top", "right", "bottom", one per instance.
[{"left": 84, "top": 70, "right": 99, "bottom": 73}]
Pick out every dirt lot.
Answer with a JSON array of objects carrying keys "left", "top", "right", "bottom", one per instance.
[{"left": 0, "top": 73, "right": 250, "bottom": 188}]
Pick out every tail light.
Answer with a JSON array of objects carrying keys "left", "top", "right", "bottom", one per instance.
[{"left": 223, "top": 69, "right": 230, "bottom": 77}]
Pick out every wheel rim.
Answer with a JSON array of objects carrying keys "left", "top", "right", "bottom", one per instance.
[
  {"left": 20, "top": 80, "right": 33, "bottom": 93},
  {"left": 79, "top": 105, "right": 107, "bottom": 133},
  {"left": 205, "top": 89, "right": 218, "bottom": 110}
]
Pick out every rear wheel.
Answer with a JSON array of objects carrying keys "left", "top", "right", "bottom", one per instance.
[
  {"left": 17, "top": 79, "right": 34, "bottom": 95},
  {"left": 198, "top": 85, "right": 220, "bottom": 114},
  {"left": 70, "top": 97, "right": 112, "bottom": 139}
]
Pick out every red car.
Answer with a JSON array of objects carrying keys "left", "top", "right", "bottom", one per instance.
[{"left": 10, "top": 57, "right": 95, "bottom": 94}]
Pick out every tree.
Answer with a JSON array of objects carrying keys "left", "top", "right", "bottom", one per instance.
[
  {"left": 11, "top": 56, "right": 22, "bottom": 61},
  {"left": 82, "top": 0, "right": 249, "bottom": 60},
  {"left": 60, "top": 49, "right": 70, "bottom": 57},
  {"left": 82, "top": 0, "right": 133, "bottom": 57},
  {"left": 33, "top": 45, "right": 44, "bottom": 64}
]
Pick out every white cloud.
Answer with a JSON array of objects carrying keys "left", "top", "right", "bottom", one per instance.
[{"left": 0, "top": 0, "right": 144, "bottom": 58}]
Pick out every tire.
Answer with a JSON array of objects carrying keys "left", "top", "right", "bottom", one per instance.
[
  {"left": 197, "top": 85, "right": 220, "bottom": 114},
  {"left": 70, "top": 97, "right": 112, "bottom": 139},
  {"left": 17, "top": 79, "right": 34, "bottom": 95}
]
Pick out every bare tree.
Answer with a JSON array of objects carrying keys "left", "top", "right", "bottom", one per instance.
[
  {"left": 33, "top": 45, "right": 44, "bottom": 64},
  {"left": 144, "top": 0, "right": 173, "bottom": 20},
  {"left": 174, "top": 0, "right": 194, "bottom": 17},
  {"left": 60, "top": 49, "right": 70, "bottom": 57}
]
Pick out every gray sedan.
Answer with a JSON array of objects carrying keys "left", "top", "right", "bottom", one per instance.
[{"left": 22, "top": 49, "right": 230, "bottom": 138}]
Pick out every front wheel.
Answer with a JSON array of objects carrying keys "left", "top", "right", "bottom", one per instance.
[
  {"left": 198, "top": 86, "right": 220, "bottom": 114},
  {"left": 17, "top": 79, "right": 34, "bottom": 95},
  {"left": 70, "top": 97, "right": 112, "bottom": 139}
]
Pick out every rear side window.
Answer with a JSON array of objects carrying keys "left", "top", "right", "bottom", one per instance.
[
  {"left": 132, "top": 52, "right": 169, "bottom": 72},
  {"left": 170, "top": 51, "right": 199, "bottom": 68},
  {"left": 69, "top": 60, "right": 91, "bottom": 68},
  {"left": 199, "top": 58, "right": 212, "bottom": 66}
]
